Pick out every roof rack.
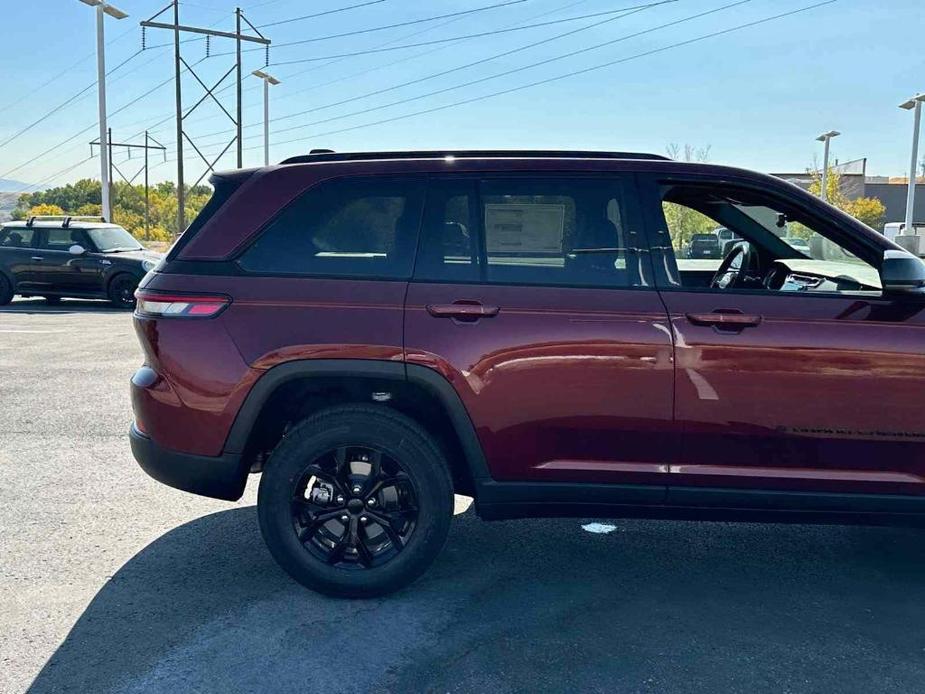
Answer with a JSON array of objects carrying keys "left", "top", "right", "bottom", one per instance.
[
  {"left": 25, "top": 215, "right": 107, "bottom": 228},
  {"left": 280, "top": 149, "right": 670, "bottom": 165}
]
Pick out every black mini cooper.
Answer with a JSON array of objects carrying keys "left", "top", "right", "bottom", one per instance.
[{"left": 0, "top": 216, "right": 162, "bottom": 308}]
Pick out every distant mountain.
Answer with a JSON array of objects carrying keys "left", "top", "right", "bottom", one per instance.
[{"left": 0, "top": 179, "right": 39, "bottom": 192}]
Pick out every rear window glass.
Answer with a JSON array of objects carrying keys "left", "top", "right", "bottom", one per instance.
[
  {"left": 0, "top": 228, "right": 35, "bottom": 248},
  {"left": 239, "top": 177, "right": 424, "bottom": 279}
]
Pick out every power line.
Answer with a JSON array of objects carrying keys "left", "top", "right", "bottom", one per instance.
[
  {"left": 198, "top": 0, "right": 724, "bottom": 149},
  {"left": 0, "top": 58, "right": 205, "bottom": 182},
  {"left": 161, "top": 0, "right": 611, "bottom": 143},
  {"left": 0, "top": 21, "right": 140, "bottom": 118},
  {"left": 10, "top": 154, "right": 98, "bottom": 195},
  {"left": 253, "top": 0, "right": 837, "bottom": 152},
  {"left": 256, "top": 0, "right": 388, "bottom": 28},
  {"left": 210, "top": 0, "right": 530, "bottom": 56},
  {"left": 270, "top": 0, "right": 597, "bottom": 109},
  {"left": 138, "top": 0, "right": 501, "bottom": 142},
  {"left": 270, "top": 1, "right": 676, "bottom": 66},
  {"left": 0, "top": 49, "right": 148, "bottom": 151},
  {"left": 195, "top": 0, "right": 672, "bottom": 144}
]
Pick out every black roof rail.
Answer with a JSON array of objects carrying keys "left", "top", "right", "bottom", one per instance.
[
  {"left": 26, "top": 215, "right": 68, "bottom": 227},
  {"left": 24, "top": 214, "right": 107, "bottom": 228},
  {"left": 62, "top": 215, "right": 107, "bottom": 228},
  {"left": 280, "top": 149, "right": 670, "bottom": 165}
]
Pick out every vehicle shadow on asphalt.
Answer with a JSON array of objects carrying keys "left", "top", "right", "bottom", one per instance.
[
  {"left": 1, "top": 299, "right": 127, "bottom": 314},
  {"left": 28, "top": 509, "right": 925, "bottom": 694}
]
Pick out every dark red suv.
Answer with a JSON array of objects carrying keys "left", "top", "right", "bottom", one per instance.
[{"left": 130, "top": 150, "right": 925, "bottom": 597}]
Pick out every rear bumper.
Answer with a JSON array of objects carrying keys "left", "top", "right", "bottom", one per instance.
[{"left": 129, "top": 424, "right": 249, "bottom": 501}]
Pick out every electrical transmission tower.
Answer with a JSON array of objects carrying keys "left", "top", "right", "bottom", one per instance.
[
  {"left": 90, "top": 129, "right": 166, "bottom": 233},
  {"left": 141, "top": 1, "right": 270, "bottom": 231}
]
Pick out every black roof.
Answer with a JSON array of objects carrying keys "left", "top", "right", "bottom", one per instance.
[{"left": 280, "top": 149, "right": 669, "bottom": 165}]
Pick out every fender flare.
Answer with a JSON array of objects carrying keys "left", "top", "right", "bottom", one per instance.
[{"left": 222, "top": 359, "right": 492, "bottom": 482}]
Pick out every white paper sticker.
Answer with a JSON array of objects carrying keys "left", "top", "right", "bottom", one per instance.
[{"left": 484, "top": 203, "right": 565, "bottom": 254}]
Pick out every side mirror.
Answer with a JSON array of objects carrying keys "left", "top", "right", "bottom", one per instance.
[
  {"left": 68, "top": 244, "right": 86, "bottom": 256},
  {"left": 881, "top": 249, "right": 925, "bottom": 295}
]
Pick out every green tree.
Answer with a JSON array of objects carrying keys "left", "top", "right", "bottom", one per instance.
[
  {"left": 28, "top": 203, "right": 65, "bottom": 217},
  {"left": 663, "top": 143, "right": 718, "bottom": 249},
  {"left": 807, "top": 166, "right": 886, "bottom": 230},
  {"left": 12, "top": 179, "right": 212, "bottom": 243}
]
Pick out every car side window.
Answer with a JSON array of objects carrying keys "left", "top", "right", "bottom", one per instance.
[
  {"left": 0, "top": 228, "right": 35, "bottom": 248},
  {"left": 479, "top": 177, "right": 645, "bottom": 288},
  {"left": 414, "top": 179, "right": 480, "bottom": 282},
  {"left": 239, "top": 177, "right": 425, "bottom": 279},
  {"left": 658, "top": 183, "right": 881, "bottom": 295},
  {"left": 43, "top": 228, "right": 88, "bottom": 252}
]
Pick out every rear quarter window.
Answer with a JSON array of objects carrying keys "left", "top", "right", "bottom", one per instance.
[
  {"left": 167, "top": 170, "right": 254, "bottom": 260},
  {"left": 238, "top": 177, "right": 424, "bottom": 279}
]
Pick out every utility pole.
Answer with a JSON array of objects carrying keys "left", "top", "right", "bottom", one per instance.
[
  {"left": 145, "top": 131, "right": 151, "bottom": 236},
  {"left": 252, "top": 70, "right": 281, "bottom": 166},
  {"left": 141, "top": 1, "right": 270, "bottom": 233},
  {"left": 236, "top": 7, "right": 243, "bottom": 169},
  {"left": 815, "top": 130, "right": 840, "bottom": 202},
  {"left": 90, "top": 131, "right": 166, "bottom": 229},
  {"left": 79, "top": 0, "right": 128, "bottom": 223},
  {"left": 108, "top": 127, "right": 114, "bottom": 211},
  {"left": 899, "top": 94, "right": 925, "bottom": 237},
  {"left": 173, "top": 0, "right": 184, "bottom": 231}
]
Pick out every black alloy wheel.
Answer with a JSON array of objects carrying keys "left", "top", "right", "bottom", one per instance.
[
  {"left": 257, "top": 405, "right": 454, "bottom": 598},
  {"left": 108, "top": 275, "right": 138, "bottom": 309},
  {"left": 292, "top": 445, "right": 418, "bottom": 569}
]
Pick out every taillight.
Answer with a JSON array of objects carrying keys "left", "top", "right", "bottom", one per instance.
[{"left": 135, "top": 290, "right": 230, "bottom": 318}]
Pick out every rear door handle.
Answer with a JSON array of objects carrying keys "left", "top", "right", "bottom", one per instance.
[
  {"left": 426, "top": 302, "right": 500, "bottom": 320},
  {"left": 686, "top": 311, "right": 762, "bottom": 329},
  {"left": 31, "top": 256, "right": 43, "bottom": 261}
]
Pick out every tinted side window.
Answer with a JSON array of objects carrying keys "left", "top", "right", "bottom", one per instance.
[
  {"left": 415, "top": 179, "right": 480, "bottom": 282},
  {"left": 479, "top": 177, "right": 644, "bottom": 287},
  {"left": 44, "top": 228, "right": 88, "bottom": 251},
  {"left": 239, "top": 177, "right": 424, "bottom": 279},
  {"left": 0, "top": 228, "right": 35, "bottom": 248}
]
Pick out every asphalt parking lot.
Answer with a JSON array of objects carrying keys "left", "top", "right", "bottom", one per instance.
[{"left": 3, "top": 298, "right": 925, "bottom": 693}]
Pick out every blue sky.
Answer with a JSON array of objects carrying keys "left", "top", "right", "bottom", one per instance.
[{"left": 0, "top": 0, "right": 922, "bottom": 191}]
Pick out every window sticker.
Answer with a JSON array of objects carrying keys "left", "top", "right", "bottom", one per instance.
[{"left": 484, "top": 203, "right": 565, "bottom": 254}]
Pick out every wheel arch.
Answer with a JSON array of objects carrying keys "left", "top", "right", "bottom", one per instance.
[{"left": 225, "top": 359, "right": 491, "bottom": 496}]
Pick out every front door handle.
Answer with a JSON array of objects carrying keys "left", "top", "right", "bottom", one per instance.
[
  {"left": 686, "top": 310, "right": 762, "bottom": 329},
  {"left": 427, "top": 302, "right": 500, "bottom": 321},
  {"left": 31, "top": 256, "right": 43, "bottom": 262}
]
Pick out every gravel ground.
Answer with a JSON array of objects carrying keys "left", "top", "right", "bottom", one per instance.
[{"left": 2, "top": 297, "right": 925, "bottom": 693}]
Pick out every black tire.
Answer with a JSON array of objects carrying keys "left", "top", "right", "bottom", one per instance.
[
  {"left": 44, "top": 296, "right": 61, "bottom": 306},
  {"left": 258, "top": 404, "right": 454, "bottom": 598},
  {"left": 0, "top": 274, "right": 12, "bottom": 305},
  {"left": 108, "top": 274, "right": 138, "bottom": 309}
]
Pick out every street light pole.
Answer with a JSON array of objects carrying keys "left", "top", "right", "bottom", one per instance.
[
  {"left": 252, "top": 70, "right": 281, "bottom": 166},
  {"left": 79, "top": 0, "right": 127, "bottom": 223},
  {"left": 815, "top": 130, "right": 840, "bottom": 202},
  {"left": 899, "top": 94, "right": 925, "bottom": 236}
]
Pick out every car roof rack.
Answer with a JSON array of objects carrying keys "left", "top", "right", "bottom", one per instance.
[
  {"left": 280, "top": 149, "right": 670, "bottom": 165},
  {"left": 62, "top": 215, "right": 107, "bottom": 228},
  {"left": 25, "top": 215, "right": 107, "bottom": 228}
]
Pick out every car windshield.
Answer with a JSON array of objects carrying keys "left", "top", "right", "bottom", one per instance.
[{"left": 87, "top": 226, "right": 143, "bottom": 252}]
